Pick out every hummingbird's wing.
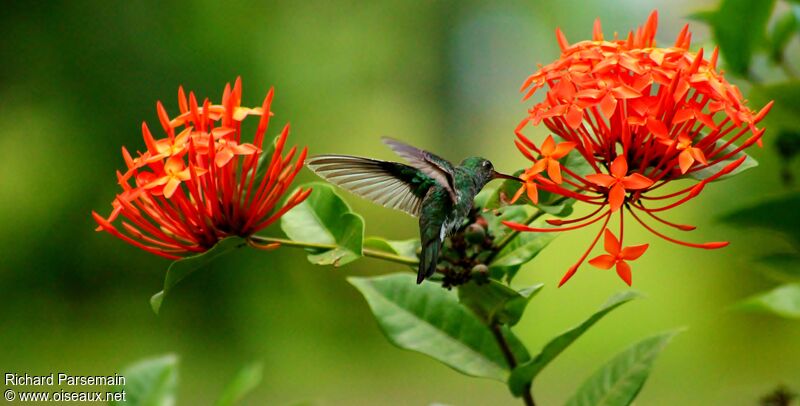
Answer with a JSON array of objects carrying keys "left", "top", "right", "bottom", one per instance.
[
  {"left": 381, "top": 137, "right": 457, "bottom": 204},
  {"left": 306, "top": 155, "right": 432, "bottom": 216}
]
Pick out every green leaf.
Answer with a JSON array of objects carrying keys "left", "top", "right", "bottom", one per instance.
[
  {"left": 111, "top": 354, "right": 179, "bottom": 406},
  {"left": 564, "top": 330, "right": 682, "bottom": 406},
  {"left": 719, "top": 191, "right": 800, "bottom": 246},
  {"left": 507, "top": 291, "right": 640, "bottom": 397},
  {"left": 769, "top": 9, "right": 798, "bottom": 63},
  {"left": 215, "top": 362, "right": 263, "bottom": 406},
  {"left": 735, "top": 283, "right": 800, "bottom": 319},
  {"left": 280, "top": 182, "right": 364, "bottom": 267},
  {"left": 483, "top": 205, "right": 536, "bottom": 241},
  {"left": 364, "top": 237, "right": 420, "bottom": 259},
  {"left": 754, "top": 253, "right": 800, "bottom": 281},
  {"left": 349, "top": 273, "right": 529, "bottom": 381},
  {"left": 477, "top": 205, "right": 529, "bottom": 281},
  {"left": 489, "top": 219, "right": 557, "bottom": 282},
  {"left": 458, "top": 280, "right": 544, "bottom": 326},
  {"left": 691, "top": 0, "right": 776, "bottom": 77},
  {"left": 150, "top": 237, "right": 246, "bottom": 314}
]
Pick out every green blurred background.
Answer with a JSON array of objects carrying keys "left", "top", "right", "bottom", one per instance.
[{"left": 1, "top": 0, "right": 798, "bottom": 404}]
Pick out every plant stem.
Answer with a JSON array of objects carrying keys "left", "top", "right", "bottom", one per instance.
[
  {"left": 488, "top": 197, "right": 570, "bottom": 262},
  {"left": 490, "top": 324, "right": 535, "bottom": 406},
  {"left": 249, "top": 235, "right": 419, "bottom": 266}
]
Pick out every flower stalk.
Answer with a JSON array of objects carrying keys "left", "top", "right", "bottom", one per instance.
[{"left": 490, "top": 324, "right": 536, "bottom": 406}]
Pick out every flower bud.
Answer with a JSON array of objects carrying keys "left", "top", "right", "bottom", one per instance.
[
  {"left": 471, "top": 264, "right": 489, "bottom": 275},
  {"left": 465, "top": 223, "right": 486, "bottom": 244}
]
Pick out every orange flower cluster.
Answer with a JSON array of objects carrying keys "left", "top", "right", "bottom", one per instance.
[
  {"left": 505, "top": 11, "right": 772, "bottom": 286},
  {"left": 93, "top": 78, "right": 311, "bottom": 259}
]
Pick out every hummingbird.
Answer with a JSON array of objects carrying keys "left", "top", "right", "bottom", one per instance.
[{"left": 305, "top": 137, "right": 519, "bottom": 284}]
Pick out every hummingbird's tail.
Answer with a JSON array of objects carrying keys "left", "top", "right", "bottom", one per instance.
[{"left": 417, "top": 238, "right": 441, "bottom": 284}]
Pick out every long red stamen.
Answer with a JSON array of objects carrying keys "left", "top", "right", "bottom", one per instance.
[
  {"left": 628, "top": 206, "right": 727, "bottom": 249},
  {"left": 558, "top": 211, "right": 612, "bottom": 287}
]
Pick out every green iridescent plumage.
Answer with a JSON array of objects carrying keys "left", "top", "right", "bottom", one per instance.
[{"left": 306, "top": 138, "right": 518, "bottom": 283}]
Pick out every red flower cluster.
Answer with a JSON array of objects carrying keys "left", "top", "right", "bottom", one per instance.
[
  {"left": 505, "top": 11, "right": 773, "bottom": 286},
  {"left": 93, "top": 78, "right": 311, "bottom": 259}
]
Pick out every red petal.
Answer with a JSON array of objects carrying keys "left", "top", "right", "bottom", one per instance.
[
  {"left": 610, "top": 156, "right": 628, "bottom": 179},
  {"left": 543, "top": 103, "right": 568, "bottom": 118},
  {"left": 619, "top": 53, "right": 644, "bottom": 74},
  {"left": 610, "top": 83, "right": 641, "bottom": 99},
  {"left": 608, "top": 183, "right": 626, "bottom": 211},
  {"left": 554, "top": 78, "right": 576, "bottom": 100},
  {"left": 565, "top": 105, "right": 584, "bottom": 129},
  {"left": 526, "top": 183, "right": 539, "bottom": 204},
  {"left": 616, "top": 261, "right": 632, "bottom": 286},
  {"left": 673, "top": 79, "right": 690, "bottom": 102},
  {"left": 586, "top": 173, "right": 617, "bottom": 188},
  {"left": 672, "top": 109, "right": 694, "bottom": 124},
  {"left": 163, "top": 177, "right": 181, "bottom": 199},
  {"left": 541, "top": 135, "right": 556, "bottom": 155},
  {"left": 599, "top": 92, "right": 617, "bottom": 118},
  {"left": 678, "top": 150, "right": 694, "bottom": 174},
  {"left": 621, "top": 173, "right": 654, "bottom": 190},
  {"left": 576, "top": 88, "right": 603, "bottom": 101},
  {"left": 164, "top": 156, "right": 185, "bottom": 173},
  {"left": 510, "top": 185, "right": 526, "bottom": 204},
  {"left": 552, "top": 142, "right": 576, "bottom": 159},
  {"left": 603, "top": 229, "right": 621, "bottom": 256},
  {"left": 695, "top": 112, "right": 718, "bottom": 130},
  {"left": 531, "top": 159, "right": 547, "bottom": 175},
  {"left": 234, "top": 143, "right": 260, "bottom": 155},
  {"left": 677, "top": 133, "right": 692, "bottom": 147},
  {"left": 215, "top": 148, "right": 234, "bottom": 168},
  {"left": 621, "top": 244, "right": 649, "bottom": 260},
  {"left": 547, "top": 160, "right": 563, "bottom": 184},
  {"left": 690, "top": 147, "right": 708, "bottom": 165},
  {"left": 646, "top": 118, "right": 669, "bottom": 139},
  {"left": 588, "top": 254, "right": 617, "bottom": 270}
]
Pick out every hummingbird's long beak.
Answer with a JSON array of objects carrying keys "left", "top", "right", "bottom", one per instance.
[{"left": 492, "top": 170, "right": 521, "bottom": 182}]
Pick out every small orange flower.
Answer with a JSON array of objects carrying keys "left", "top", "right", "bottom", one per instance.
[
  {"left": 588, "top": 229, "right": 648, "bottom": 286},
  {"left": 143, "top": 155, "right": 201, "bottom": 199},
  {"left": 658, "top": 134, "right": 709, "bottom": 174},
  {"left": 93, "top": 78, "right": 311, "bottom": 259},
  {"left": 530, "top": 135, "right": 575, "bottom": 184},
  {"left": 511, "top": 135, "right": 575, "bottom": 204},
  {"left": 585, "top": 156, "right": 653, "bottom": 211},
  {"left": 511, "top": 168, "right": 541, "bottom": 204}
]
